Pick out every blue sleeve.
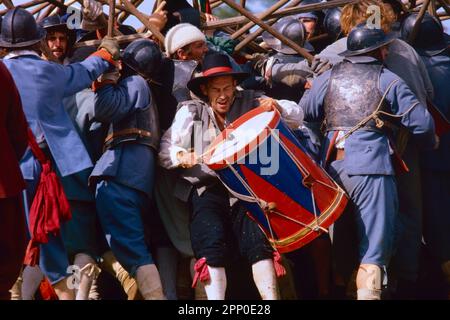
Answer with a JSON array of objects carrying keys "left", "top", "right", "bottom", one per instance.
[
  {"left": 63, "top": 56, "right": 110, "bottom": 97},
  {"left": 381, "top": 70, "right": 436, "bottom": 150},
  {"left": 298, "top": 70, "right": 330, "bottom": 122},
  {"left": 94, "top": 75, "right": 150, "bottom": 123}
]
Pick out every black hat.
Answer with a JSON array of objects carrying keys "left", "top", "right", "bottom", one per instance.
[
  {"left": 401, "top": 12, "right": 450, "bottom": 56},
  {"left": 0, "top": 8, "right": 46, "bottom": 48},
  {"left": 339, "top": 23, "right": 395, "bottom": 57},
  {"left": 39, "top": 15, "right": 68, "bottom": 32},
  {"left": 187, "top": 53, "right": 249, "bottom": 98},
  {"left": 39, "top": 15, "right": 77, "bottom": 49},
  {"left": 161, "top": 0, "right": 199, "bottom": 35}
]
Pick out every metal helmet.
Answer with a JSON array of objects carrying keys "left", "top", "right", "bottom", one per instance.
[
  {"left": 0, "top": 8, "right": 46, "bottom": 48},
  {"left": 262, "top": 16, "right": 313, "bottom": 55},
  {"left": 324, "top": 7, "right": 342, "bottom": 41},
  {"left": 339, "top": 23, "right": 395, "bottom": 57},
  {"left": 122, "top": 39, "right": 163, "bottom": 80},
  {"left": 401, "top": 12, "right": 449, "bottom": 56},
  {"left": 295, "top": 0, "right": 324, "bottom": 22}
]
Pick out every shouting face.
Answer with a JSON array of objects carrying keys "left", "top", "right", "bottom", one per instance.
[{"left": 201, "top": 76, "right": 236, "bottom": 116}]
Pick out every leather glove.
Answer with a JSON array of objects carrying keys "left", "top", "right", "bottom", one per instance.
[
  {"left": 98, "top": 37, "right": 120, "bottom": 61},
  {"left": 83, "top": 0, "right": 103, "bottom": 21},
  {"left": 309, "top": 55, "right": 332, "bottom": 77}
]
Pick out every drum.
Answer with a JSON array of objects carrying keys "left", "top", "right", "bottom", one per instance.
[{"left": 204, "top": 106, "right": 348, "bottom": 253}]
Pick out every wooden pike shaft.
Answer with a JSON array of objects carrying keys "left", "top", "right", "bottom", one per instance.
[
  {"left": 73, "top": 31, "right": 152, "bottom": 48},
  {"left": 2, "top": 0, "right": 15, "bottom": 9},
  {"left": 230, "top": 0, "right": 290, "bottom": 40},
  {"left": 408, "top": 0, "right": 431, "bottom": 44},
  {"left": 30, "top": 2, "right": 51, "bottom": 15},
  {"left": 97, "top": 0, "right": 132, "bottom": 15},
  {"left": 437, "top": 0, "right": 450, "bottom": 16},
  {"left": 108, "top": 0, "right": 116, "bottom": 38},
  {"left": 234, "top": 0, "right": 304, "bottom": 52},
  {"left": 118, "top": 0, "right": 144, "bottom": 24},
  {"left": 221, "top": 0, "right": 313, "bottom": 62},
  {"left": 204, "top": 0, "right": 357, "bottom": 30},
  {"left": 38, "top": 4, "right": 56, "bottom": 20},
  {"left": 120, "top": 0, "right": 165, "bottom": 44}
]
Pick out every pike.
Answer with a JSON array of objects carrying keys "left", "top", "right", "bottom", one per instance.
[
  {"left": 221, "top": 0, "right": 314, "bottom": 62},
  {"left": 107, "top": 0, "right": 115, "bottom": 38},
  {"left": 73, "top": 31, "right": 152, "bottom": 48}
]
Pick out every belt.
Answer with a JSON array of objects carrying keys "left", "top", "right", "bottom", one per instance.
[
  {"left": 104, "top": 128, "right": 152, "bottom": 145},
  {"left": 335, "top": 149, "right": 345, "bottom": 161}
]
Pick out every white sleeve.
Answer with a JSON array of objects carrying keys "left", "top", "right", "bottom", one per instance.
[
  {"left": 276, "top": 99, "right": 304, "bottom": 129},
  {"left": 158, "top": 105, "right": 195, "bottom": 169}
]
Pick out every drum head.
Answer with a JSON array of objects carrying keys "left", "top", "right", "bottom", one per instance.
[{"left": 204, "top": 107, "right": 280, "bottom": 169}]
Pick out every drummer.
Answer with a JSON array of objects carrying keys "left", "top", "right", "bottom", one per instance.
[
  {"left": 298, "top": 24, "right": 437, "bottom": 300},
  {"left": 158, "top": 53, "right": 304, "bottom": 300}
]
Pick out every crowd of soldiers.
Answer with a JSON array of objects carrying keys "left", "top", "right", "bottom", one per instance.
[{"left": 0, "top": 0, "right": 449, "bottom": 300}]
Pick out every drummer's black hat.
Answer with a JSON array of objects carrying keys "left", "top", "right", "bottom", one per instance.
[{"left": 187, "top": 53, "right": 249, "bottom": 98}]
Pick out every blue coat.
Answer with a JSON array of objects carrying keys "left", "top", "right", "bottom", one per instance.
[
  {"left": 420, "top": 52, "right": 450, "bottom": 172},
  {"left": 3, "top": 54, "right": 110, "bottom": 179},
  {"left": 299, "top": 56, "right": 436, "bottom": 176},
  {"left": 90, "top": 75, "right": 155, "bottom": 197}
]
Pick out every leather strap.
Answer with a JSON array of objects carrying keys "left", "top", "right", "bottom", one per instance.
[{"left": 104, "top": 128, "right": 152, "bottom": 145}]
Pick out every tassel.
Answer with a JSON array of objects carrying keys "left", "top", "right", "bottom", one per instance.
[
  {"left": 273, "top": 251, "right": 286, "bottom": 278},
  {"left": 191, "top": 257, "right": 210, "bottom": 288},
  {"left": 24, "top": 128, "right": 71, "bottom": 267},
  {"left": 23, "top": 240, "right": 40, "bottom": 266}
]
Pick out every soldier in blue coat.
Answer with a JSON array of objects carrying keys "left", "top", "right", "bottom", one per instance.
[
  {"left": 401, "top": 13, "right": 450, "bottom": 297},
  {"left": 90, "top": 39, "right": 165, "bottom": 300},
  {"left": 0, "top": 8, "right": 119, "bottom": 299},
  {"left": 299, "top": 24, "right": 437, "bottom": 300}
]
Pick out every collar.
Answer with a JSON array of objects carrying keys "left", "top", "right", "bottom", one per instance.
[{"left": 4, "top": 50, "right": 41, "bottom": 60}]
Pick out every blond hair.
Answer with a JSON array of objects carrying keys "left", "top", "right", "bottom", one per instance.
[{"left": 340, "top": 0, "right": 396, "bottom": 35}]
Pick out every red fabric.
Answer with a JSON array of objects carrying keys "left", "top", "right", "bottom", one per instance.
[
  {"left": 38, "top": 277, "right": 59, "bottom": 300},
  {"left": 0, "top": 61, "right": 28, "bottom": 198},
  {"left": 273, "top": 251, "right": 286, "bottom": 278},
  {"left": 24, "top": 128, "right": 71, "bottom": 266},
  {"left": 202, "top": 66, "right": 233, "bottom": 77},
  {"left": 427, "top": 99, "right": 450, "bottom": 137},
  {"left": 92, "top": 79, "right": 116, "bottom": 92},
  {"left": 191, "top": 257, "right": 210, "bottom": 288},
  {"left": 89, "top": 49, "right": 116, "bottom": 66}
]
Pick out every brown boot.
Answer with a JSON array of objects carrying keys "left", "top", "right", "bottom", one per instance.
[{"left": 100, "top": 251, "right": 142, "bottom": 300}]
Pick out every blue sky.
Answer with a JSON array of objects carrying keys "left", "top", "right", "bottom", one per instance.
[
  {"left": 0, "top": 0, "right": 267, "bottom": 28},
  {"left": 2, "top": 0, "right": 449, "bottom": 32}
]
